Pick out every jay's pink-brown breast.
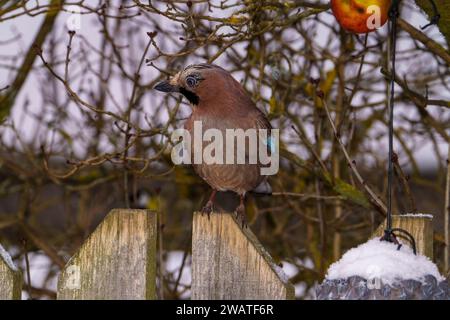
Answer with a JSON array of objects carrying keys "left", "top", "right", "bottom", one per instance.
[
  {"left": 185, "top": 108, "right": 270, "bottom": 195},
  {"left": 193, "top": 162, "right": 263, "bottom": 195}
]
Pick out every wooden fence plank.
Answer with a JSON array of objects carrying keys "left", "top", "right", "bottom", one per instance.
[
  {"left": 192, "top": 212, "right": 295, "bottom": 300},
  {"left": 57, "top": 209, "right": 157, "bottom": 300},
  {"left": 0, "top": 244, "right": 22, "bottom": 300},
  {"left": 373, "top": 214, "right": 433, "bottom": 259}
]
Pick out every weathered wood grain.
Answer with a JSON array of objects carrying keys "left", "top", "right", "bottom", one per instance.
[
  {"left": 0, "top": 244, "right": 22, "bottom": 300},
  {"left": 57, "top": 209, "right": 157, "bottom": 300},
  {"left": 192, "top": 212, "right": 295, "bottom": 300},
  {"left": 373, "top": 214, "right": 434, "bottom": 259}
]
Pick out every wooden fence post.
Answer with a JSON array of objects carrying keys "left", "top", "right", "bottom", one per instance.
[
  {"left": 192, "top": 212, "right": 295, "bottom": 300},
  {"left": 57, "top": 209, "right": 157, "bottom": 300},
  {"left": 0, "top": 244, "right": 22, "bottom": 300},
  {"left": 373, "top": 214, "right": 433, "bottom": 259}
]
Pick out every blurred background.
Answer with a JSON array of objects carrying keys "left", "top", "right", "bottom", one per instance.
[{"left": 0, "top": 0, "right": 449, "bottom": 299}]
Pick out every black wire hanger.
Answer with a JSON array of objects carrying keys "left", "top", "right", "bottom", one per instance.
[{"left": 379, "top": 0, "right": 439, "bottom": 255}]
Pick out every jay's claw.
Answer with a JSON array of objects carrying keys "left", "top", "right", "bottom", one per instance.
[{"left": 201, "top": 201, "right": 213, "bottom": 219}]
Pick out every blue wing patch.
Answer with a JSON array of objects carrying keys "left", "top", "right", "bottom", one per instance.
[{"left": 264, "top": 136, "right": 276, "bottom": 153}]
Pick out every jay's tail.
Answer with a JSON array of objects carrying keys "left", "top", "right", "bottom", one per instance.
[{"left": 251, "top": 180, "right": 272, "bottom": 195}]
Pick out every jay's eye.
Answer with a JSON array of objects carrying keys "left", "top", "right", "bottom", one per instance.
[{"left": 185, "top": 76, "right": 198, "bottom": 88}]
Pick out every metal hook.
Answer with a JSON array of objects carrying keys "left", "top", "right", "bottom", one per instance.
[
  {"left": 420, "top": 0, "right": 440, "bottom": 30},
  {"left": 380, "top": 228, "right": 417, "bottom": 255}
]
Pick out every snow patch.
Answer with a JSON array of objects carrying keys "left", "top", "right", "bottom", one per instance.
[
  {"left": 326, "top": 238, "right": 444, "bottom": 285},
  {"left": 165, "top": 251, "right": 192, "bottom": 299},
  {"left": 280, "top": 261, "right": 298, "bottom": 279},
  {"left": 273, "top": 264, "right": 291, "bottom": 284},
  {"left": 0, "top": 244, "right": 18, "bottom": 271}
]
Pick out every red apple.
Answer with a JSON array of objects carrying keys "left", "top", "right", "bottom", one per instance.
[{"left": 331, "top": 0, "right": 391, "bottom": 34}]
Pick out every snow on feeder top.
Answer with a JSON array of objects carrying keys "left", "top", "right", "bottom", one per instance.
[{"left": 316, "top": 238, "right": 449, "bottom": 300}]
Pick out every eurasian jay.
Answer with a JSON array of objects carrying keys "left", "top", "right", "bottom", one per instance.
[{"left": 154, "top": 63, "right": 272, "bottom": 226}]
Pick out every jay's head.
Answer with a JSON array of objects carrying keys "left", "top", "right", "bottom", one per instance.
[{"left": 154, "top": 64, "right": 241, "bottom": 106}]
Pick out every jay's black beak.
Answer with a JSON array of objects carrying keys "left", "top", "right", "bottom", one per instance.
[{"left": 154, "top": 80, "right": 179, "bottom": 93}]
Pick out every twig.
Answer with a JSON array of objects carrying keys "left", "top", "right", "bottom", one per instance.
[
  {"left": 35, "top": 47, "right": 139, "bottom": 128},
  {"left": 22, "top": 239, "right": 33, "bottom": 300},
  {"left": 271, "top": 192, "right": 343, "bottom": 201},
  {"left": 321, "top": 95, "right": 388, "bottom": 214},
  {"left": 20, "top": 223, "right": 65, "bottom": 268},
  {"left": 380, "top": 68, "right": 450, "bottom": 110},
  {"left": 64, "top": 31, "right": 76, "bottom": 82},
  {"left": 397, "top": 18, "right": 450, "bottom": 65}
]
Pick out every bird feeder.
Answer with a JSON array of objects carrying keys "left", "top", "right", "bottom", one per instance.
[
  {"left": 316, "top": 236, "right": 449, "bottom": 300},
  {"left": 317, "top": 1, "right": 447, "bottom": 300}
]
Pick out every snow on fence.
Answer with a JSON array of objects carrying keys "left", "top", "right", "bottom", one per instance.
[
  {"left": 0, "top": 209, "right": 294, "bottom": 300},
  {"left": 0, "top": 244, "right": 22, "bottom": 299}
]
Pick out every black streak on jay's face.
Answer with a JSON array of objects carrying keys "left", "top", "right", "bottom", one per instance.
[{"left": 179, "top": 87, "right": 200, "bottom": 105}]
